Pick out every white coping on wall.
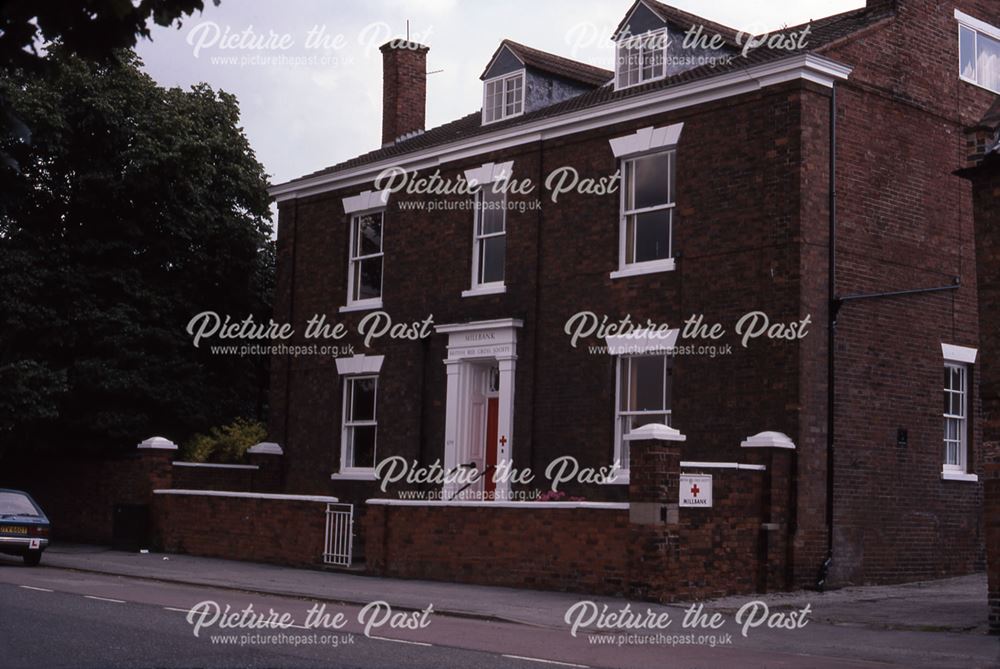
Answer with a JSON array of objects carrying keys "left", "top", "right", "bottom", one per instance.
[
  {"left": 137, "top": 436, "right": 178, "bottom": 450},
  {"left": 171, "top": 462, "right": 259, "bottom": 470},
  {"left": 680, "top": 461, "right": 767, "bottom": 471},
  {"left": 365, "top": 499, "right": 629, "bottom": 510},
  {"left": 154, "top": 489, "right": 338, "bottom": 503},
  {"left": 623, "top": 423, "right": 686, "bottom": 441},
  {"left": 247, "top": 442, "right": 284, "bottom": 455},
  {"left": 740, "top": 431, "right": 796, "bottom": 449}
]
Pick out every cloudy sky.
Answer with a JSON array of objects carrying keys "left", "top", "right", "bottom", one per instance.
[{"left": 136, "top": 0, "right": 864, "bottom": 197}]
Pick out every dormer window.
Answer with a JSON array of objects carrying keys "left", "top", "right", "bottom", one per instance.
[
  {"left": 483, "top": 71, "right": 524, "bottom": 124},
  {"left": 616, "top": 30, "right": 667, "bottom": 90}
]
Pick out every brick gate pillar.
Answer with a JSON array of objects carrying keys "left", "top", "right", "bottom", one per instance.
[
  {"left": 135, "top": 436, "right": 177, "bottom": 503},
  {"left": 625, "top": 423, "right": 685, "bottom": 602},
  {"left": 986, "top": 463, "right": 1000, "bottom": 635},
  {"left": 247, "top": 441, "right": 284, "bottom": 493},
  {"left": 740, "top": 431, "right": 796, "bottom": 592}
]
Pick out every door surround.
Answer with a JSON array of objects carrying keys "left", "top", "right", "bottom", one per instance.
[{"left": 436, "top": 318, "right": 522, "bottom": 500}]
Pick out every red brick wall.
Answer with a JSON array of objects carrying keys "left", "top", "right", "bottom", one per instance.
[
  {"left": 1, "top": 450, "right": 172, "bottom": 544},
  {"left": 812, "top": 0, "right": 997, "bottom": 586},
  {"left": 152, "top": 492, "right": 330, "bottom": 567},
  {"left": 366, "top": 504, "right": 630, "bottom": 594},
  {"left": 170, "top": 464, "right": 257, "bottom": 491},
  {"left": 365, "top": 442, "right": 770, "bottom": 601}
]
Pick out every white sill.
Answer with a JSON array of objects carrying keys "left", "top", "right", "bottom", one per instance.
[
  {"left": 331, "top": 471, "right": 378, "bottom": 481},
  {"left": 461, "top": 284, "right": 506, "bottom": 298},
  {"left": 339, "top": 300, "right": 383, "bottom": 314},
  {"left": 598, "top": 471, "right": 630, "bottom": 485},
  {"left": 940, "top": 470, "right": 978, "bottom": 482},
  {"left": 609, "top": 258, "right": 676, "bottom": 280}
]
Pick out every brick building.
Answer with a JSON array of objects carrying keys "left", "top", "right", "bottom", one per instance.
[{"left": 267, "top": 0, "right": 999, "bottom": 589}]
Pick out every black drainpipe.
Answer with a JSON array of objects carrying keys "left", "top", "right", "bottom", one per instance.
[{"left": 817, "top": 85, "right": 837, "bottom": 592}]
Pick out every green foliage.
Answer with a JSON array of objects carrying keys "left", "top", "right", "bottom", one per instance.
[
  {"left": 0, "top": 1, "right": 219, "bottom": 71},
  {"left": 181, "top": 418, "right": 266, "bottom": 463},
  {"left": 0, "top": 47, "right": 273, "bottom": 458}
]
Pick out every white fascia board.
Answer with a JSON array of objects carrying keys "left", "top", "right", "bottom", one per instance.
[{"left": 270, "top": 53, "right": 852, "bottom": 202}]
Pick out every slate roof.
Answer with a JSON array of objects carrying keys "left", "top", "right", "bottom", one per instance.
[
  {"left": 483, "top": 40, "right": 614, "bottom": 87},
  {"left": 636, "top": 0, "right": 742, "bottom": 46},
  {"left": 277, "top": 3, "right": 894, "bottom": 189}
]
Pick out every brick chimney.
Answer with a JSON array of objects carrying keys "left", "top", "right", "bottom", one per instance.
[{"left": 380, "top": 41, "right": 429, "bottom": 147}]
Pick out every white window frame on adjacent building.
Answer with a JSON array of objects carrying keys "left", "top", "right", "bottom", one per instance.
[
  {"left": 615, "top": 29, "right": 668, "bottom": 90},
  {"left": 482, "top": 70, "right": 525, "bottom": 125},
  {"left": 941, "top": 343, "right": 977, "bottom": 482},
  {"left": 956, "top": 9, "right": 1000, "bottom": 95},
  {"left": 345, "top": 209, "right": 385, "bottom": 311}
]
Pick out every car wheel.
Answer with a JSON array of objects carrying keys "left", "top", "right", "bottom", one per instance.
[{"left": 22, "top": 551, "right": 41, "bottom": 567}]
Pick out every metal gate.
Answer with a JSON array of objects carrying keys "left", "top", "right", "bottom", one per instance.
[{"left": 323, "top": 503, "right": 354, "bottom": 567}]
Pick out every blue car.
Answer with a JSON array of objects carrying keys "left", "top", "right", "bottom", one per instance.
[{"left": 0, "top": 489, "right": 50, "bottom": 566}]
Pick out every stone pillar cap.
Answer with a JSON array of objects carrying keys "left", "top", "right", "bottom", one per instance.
[
  {"left": 137, "top": 436, "right": 178, "bottom": 450},
  {"left": 247, "top": 441, "right": 284, "bottom": 455},
  {"left": 623, "top": 423, "right": 687, "bottom": 442},
  {"left": 740, "top": 431, "right": 796, "bottom": 449}
]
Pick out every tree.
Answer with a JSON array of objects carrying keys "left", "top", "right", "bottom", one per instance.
[
  {"left": 0, "top": 1, "right": 220, "bottom": 171},
  {"left": 0, "top": 0, "right": 218, "bottom": 70},
  {"left": 0, "top": 47, "right": 273, "bottom": 457}
]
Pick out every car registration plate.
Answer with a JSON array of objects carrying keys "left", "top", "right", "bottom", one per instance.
[{"left": 3, "top": 526, "right": 28, "bottom": 535}]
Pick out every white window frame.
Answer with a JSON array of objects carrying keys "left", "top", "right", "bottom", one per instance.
[
  {"left": 615, "top": 29, "right": 668, "bottom": 91},
  {"left": 955, "top": 9, "right": 1000, "bottom": 95},
  {"left": 482, "top": 70, "right": 525, "bottom": 125},
  {"left": 339, "top": 374, "right": 378, "bottom": 477},
  {"left": 613, "top": 353, "right": 672, "bottom": 482},
  {"left": 613, "top": 149, "right": 676, "bottom": 279},
  {"left": 941, "top": 342, "right": 977, "bottom": 482},
  {"left": 469, "top": 185, "right": 507, "bottom": 292},
  {"left": 344, "top": 208, "right": 384, "bottom": 312}
]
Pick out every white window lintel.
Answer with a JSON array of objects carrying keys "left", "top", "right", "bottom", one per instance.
[
  {"left": 609, "top": 123, "right": 684, "bottom": 158},
  {"left": 335, "top": 354, "right": 385, "bottom": 376},
  {"left": 942, "top": 343, "right": 978, "bottom": 364},
  {"left": 343, "top": 189, "right": 390, "bottom": 215},
  {"left": 464, "top": 161, "right": 514, "bottom": 189}
]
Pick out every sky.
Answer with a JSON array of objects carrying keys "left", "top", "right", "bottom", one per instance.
[{"left": 135, "top": 0, "right": 865, "bottom": 197}]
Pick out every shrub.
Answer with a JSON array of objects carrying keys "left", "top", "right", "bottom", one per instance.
[{"left": 180, "top": 418, "right": 266, "bottom": 463}]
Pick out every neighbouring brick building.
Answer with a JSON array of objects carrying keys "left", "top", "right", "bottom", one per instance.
[{"left": 266, "top": 0, "right": 1000, "bottom": 591}]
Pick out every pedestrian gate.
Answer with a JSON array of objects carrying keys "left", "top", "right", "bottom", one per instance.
[{"left": 323, "top": 503, "right": 354, "bottom": 567}]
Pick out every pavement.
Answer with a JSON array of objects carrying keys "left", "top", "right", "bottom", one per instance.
[
  {"left": 12, "top": 543, "right": 995, "bottom": 669},
  {"left": 40, "top": 543, "right": 992, "bottom": 634}
]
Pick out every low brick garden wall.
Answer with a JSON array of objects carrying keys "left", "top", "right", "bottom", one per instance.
[
  {"left": 152, "top": 490, "right": 337, "bottom": 567},
  {"left": 365, "top": 444, "right": 771, "bottom": 602},
  {"left": 366, "top": 501, "right": 631, "bottom": 595}
]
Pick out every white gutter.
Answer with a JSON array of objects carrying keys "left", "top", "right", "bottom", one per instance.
[{"left": 269, "top": 53, "right": 852, "bottom": 203}]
